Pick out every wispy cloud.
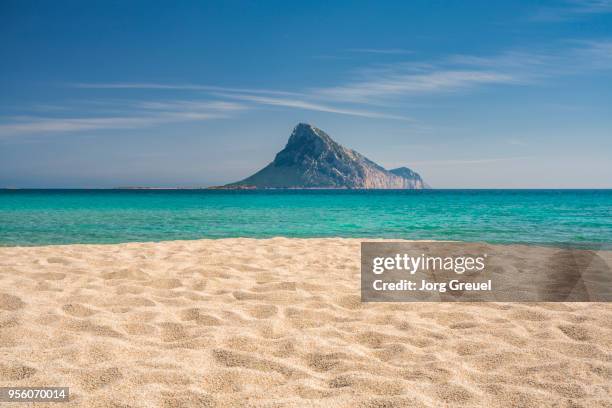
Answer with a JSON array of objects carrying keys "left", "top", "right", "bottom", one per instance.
[
  {"left": 75, "top": 82, "right": 415, "bottom": 120},
  {"left": 0, "top": 116, "right": 176, "bottom": 136},
  {"left": 72, "top": 82, "right": 299, "bottom": 96},
  {"left": 452, "top": 39, "right": 612, "bottom": 75},
  {"left": 215, "top": 93, "right": 413, "bottom": 121},
  {"left": 73, "top": 39, "right": 612, "bottom": 108},
  {"left": 530, "top": 0, "right": 612, "bottom": 21},
  {"left": 0, "top": 100, "right": 244, "bottom": 137},
  {"left": 315, "top": 70, "right": 518, "bottom": 103},
  {"left": 137, "top": 100, "right": 245, "bottom": 112},
  {"left": 347, "top": 48, "right": 413, "bottom": 55},
  {"left": 8, "top": 38, "right": 612, "bottom": 138},
  {"left": 315, "top": 39, "right": 612, "bottom": 103},
  {"left": 409, "top": 156, "right": 534, "bottom": 166},
  {"left": 569, "top": 39, "right": 612, "bottom": 69},
  {"left": 313, "top": 48, "right": 413, "bottom": 60},
  {"left": 506, "top": 138, "right": 528, "bottom": 146}
]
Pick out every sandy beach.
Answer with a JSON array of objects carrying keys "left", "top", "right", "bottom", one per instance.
[{"left": 0, "top": 238, "right": 610, "bottom": 407}]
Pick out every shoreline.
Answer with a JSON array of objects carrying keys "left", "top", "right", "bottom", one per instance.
[
  {"left": 1, "top": 237, "right": 441, "bottom": 249},
  {"left": 1, "top": 237, "right": 609, "bottom": 251}
]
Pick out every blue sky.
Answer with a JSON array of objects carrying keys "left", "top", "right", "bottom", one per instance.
[{"left": 1, "top": 0, "right": 611, "bottom": 188}]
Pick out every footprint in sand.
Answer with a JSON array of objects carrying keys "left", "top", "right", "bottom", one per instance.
[
  {"left": 251, "top": 281, "right": 297, "bottom": 292},
  {"left": 78, "top": 367, "right": 122, "bottom": 391},
  {"left": 328, "top": 374, "right": 404, "bottom": 396},
  {"left": 355, "top": 331, "right": 389, "bottom": 348},
  {"left": 146, "top": 278, "right": 183, "bottom": 289},
  {"left": 111, "top": 296, "right": 156, "bottom": 307},
  {"left": 558, "top": 324, "right": 592, "bottom": 341},
  {"left": 449, "top": 321, "right": 478, "bottom": 329},
  {"left": 62, "top": 303, "right": 97, "bottom": 317},
  {"left": 122, "top": 322, "right": 158, "bottom": 336},
  {"left": 46, "top": 257, "right": 71, "bottom": 265},
  {"left": 102, "top": 268, "right": 150, "bottom": 281},
  {"left": 135, "top": 370, "right": 192, "bottom": 386},
  {"left": 0, "top": 317, "right": 20, "bottom": 329},
  {"left": 0, "top": 363, "right": 37, "bottom": 380},
  {"left": 115, "top": 285, "right": 145, "bottom": 295},
  {"left": 509, "top": 308, "right": 551, "bottom": 321},
  {"left": 293, "top": 385, "right": 334, "bottom": 399},
  {"left": 65, "top": 318, "right": 123, "bottom": 338},
  {"left": 373, "top": 343, "right": 409, "bottom": 362},
  {"left": 201, "top": 370, "right": 244, "bottom": 393},
  {"left": 32, "top": 272, "right": 66, "bottom": 281},
  {"left": 179, "top": 308, "right": 222, "bottom": 326},
  {"left": 455, "top": 341, "right": 489, "bottom": 356},
  {"left": 159, "top": 391, "right": 215, "bottom": 408},
  {"left": 434, "top": 382, "right": 476, "bottom": 405},
  {"left": 212, "top": 348, "right": 301, "bottom": 378},
  {"left": 158, "top": 322, "right": 190, "bottom": 342},
  {"left": 271, "top": 339, "right": 296, "bottom": 358},
  {"left": 0, "top": 293, "right": 25, "bottom": 311},
  {"left": 335, "top": 295, "right": 362, "bottom": 310},
  {"left": 246, "top": 304, "right": 278, "bottom": 319},
  {"left": 190, "top": 279, "right": 207, "bottom": 291},
  {"left": 400, "top": 364, "right": 453, "bottom": 383},
  {"left": 306, "top": 352, "right": 348, "bottom": 372}
]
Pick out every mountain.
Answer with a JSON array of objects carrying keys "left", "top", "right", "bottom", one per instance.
[
  {"left": 389, "top": 167, "right": 429, "bottom": 189},
  {"left": 218, "top": 123, "right": 428, "bottom": 189}
]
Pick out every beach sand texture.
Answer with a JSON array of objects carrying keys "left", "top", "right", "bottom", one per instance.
[{"left": 0, "top": 238, "right": 610, "bottom": 407}]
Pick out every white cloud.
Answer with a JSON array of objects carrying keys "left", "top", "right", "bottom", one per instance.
[
  {"left": 137, "top": 100, "right": 246, "bottom": 112},
  {"left": 75, "top": 83, "right": 414, "bottom": 120},
  {"left": 73, "top": 39, "right": 612, "bottom": 109},
  {"left": 0, "top": 100, "right": 241, "bottom": 137},
  {"left": 216, "top": 93, "right": 413, "bottom": 121},
  {"left": 530, "top": 0, "right": 612, "bottom": 21},
  {"left": 72, "top": 82, "right": 299, "bottom": 96},
  {"left": 452, "top": 40, "right": 612, "bottom": 73},
  {"left": 315, "top": 70, "right": 518, "bottom": 103},
  {"left": 347, "top": 48, "right": 413, "bottom": 55},
  {"left": 0, "top": 116, "right": 171, "bottom": 135},
  {"left": 409, "top": 156, "right": 534, "bottom": 166},
  {"left": 314, "top": 39, "right": 612, "bottom": 103},
  {"left": 9, "top": 39, "right": 611, "bottom": 138}
]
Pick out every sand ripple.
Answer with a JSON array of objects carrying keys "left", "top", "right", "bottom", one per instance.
[{"left": 0, "top": 238, "right": 610, "bottom": 407}]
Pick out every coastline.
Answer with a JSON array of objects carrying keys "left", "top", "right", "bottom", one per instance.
[
  {"left": 1, "top": 237, "right": 609, "bottom": 252},
  {"left": 1, "top": 238, "right": 610, "bottom": 407}
]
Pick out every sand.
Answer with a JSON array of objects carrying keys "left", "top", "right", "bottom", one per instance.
[{"left": 0, "top": 238, "right": 610, "bottom": 407}]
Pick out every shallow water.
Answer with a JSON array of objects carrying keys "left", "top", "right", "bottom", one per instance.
[{"left": 0, "top": 189, "right": 610, "bottom": 247}]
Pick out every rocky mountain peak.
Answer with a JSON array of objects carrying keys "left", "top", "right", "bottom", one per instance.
[
  {"left": 286, "top": 123, "right": 328, "bottom": 145},
  {"left": 218, "top": 124, "right": 428, "bottom": 189},
  {"left": 276, "top": 123, "right": 346, "bottom": 166}
]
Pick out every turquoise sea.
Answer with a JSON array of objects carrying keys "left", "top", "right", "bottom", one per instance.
[{"left": 0, "top": 189, "right": 611, "bottom": 248}]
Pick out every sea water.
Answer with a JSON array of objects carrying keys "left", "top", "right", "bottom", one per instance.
[{"left": 0, "top": 189, "right": 610, "bottom": 247}]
